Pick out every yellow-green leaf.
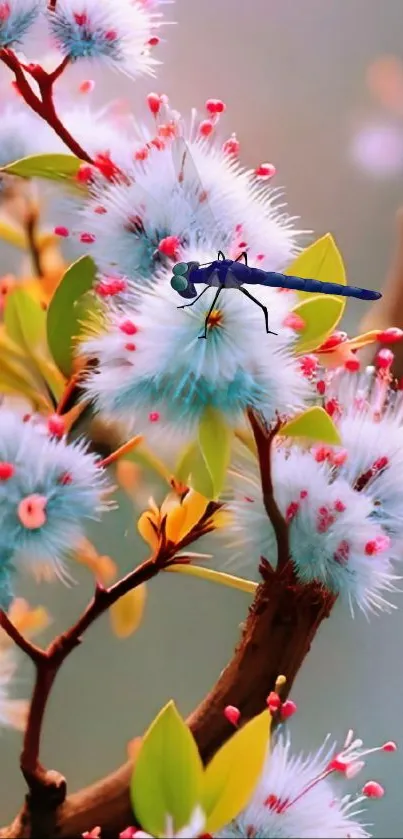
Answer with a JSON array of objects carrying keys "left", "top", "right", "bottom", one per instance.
[
  {"left": 175, "top": 441, "right": 215, "bottom": 500},
  {"left": 47, "top": 255, "right": 97, "bottom": 377},
  {"left": 109, "top": 585, "right": 147, "bottom": 639},
  {"left": 203, "top": 708, "right": 271, "bottom": 834},
  {"left": 198, "top": 407, "right": 232, "bottom": 499},
  {"left": 286, "top": 234, "right": 346, "bottom": 300},
  {"left": 131, "top": 700, "right": 204, "bottom": 837},
  {"left": 0, "top": 219, "right": 27, "bottom": 249},
  {"left": 280, "top": 406, "right": 342, "bottom": 445},
  {"left": 4, "top": 288, "right": 47, "bottom": 353},
  {"left": 1, "top": 153, "right": 82, "bottom": 183},
  {"left": 292, "top": 295, "right": 345, "bottom": 354}
]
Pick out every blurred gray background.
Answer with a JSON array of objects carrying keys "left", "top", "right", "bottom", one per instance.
[{"left": 1, "top": 1, "right": 403, "bottom": 835}]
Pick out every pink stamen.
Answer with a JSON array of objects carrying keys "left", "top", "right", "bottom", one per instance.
[
  {"left": 280, "top": 699, "right": 297, "bottom": 719},
  {"left": 47, "top": 414, "right": 65, "bottom": 439},
  {"left": 148, "top": 412, "right": 160, "bottom": 423},
  {"left": 316, "top": 379, "right": 326, "bottom": 395},
  {"left": 119, "top": 319, "right": 138, "bottom": 336},
  {"left": 54, "top": 226, "right": 70, "bottom": 238},
  {"left": 224, "top": 705, "right": 240, "bottom": 726},
  {"left": 124, "top": 343, "right": 136, "bottom": 352},
  {"left": 79, "top": 80, "right": 95, "bottom": 94},
  {"left": 17, "top": 494, "right": 47, "bottom": 530},
  {"left": 0, "top": 462, "right": 14, "bottom": 480},
  {"left": 254, "top": 163, "right": 276, "bottom": 179},
  {"left": 158, "top": 235, "right": 180, "bottom": 259},
  {"left": 266, "top": 691, "right": 281, "bottom": 712},
  {"left": 205, "top": 98, "right": 226, "bottom": 114},
  {"left": 223, "top": 133, "right": 240, "bottom": 155},
  {"left": 362, "top": 781, "right": 385, "bottom": 799},
  {"left": 365, "top": 534, "right": 391, "bottom": 556},
  {"left": 375, "top": 348, "right": 394, "bottom": 370},
  {"left": 147, "top": 92, "right": 162, "bottom": 115},
  {"left": 286, "top": 501, "right": 299, "bottom": 523},
  {"left": 80, "top": 233, "right": 96, "bottom": 244},
  {"left": 333, "top": 540, "right": 350, "bottom": 565},
  {"left": 74, "top": 12, "right": 87, "bottom": 25},
  {"left": 345, "top": 358, "right": 360, "bottom": 372},
  {"left": 199, "top": 120, "right": 214, "bottom": 137}
]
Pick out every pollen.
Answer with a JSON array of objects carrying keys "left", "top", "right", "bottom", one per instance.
[{"left": 206, "top": 308, "right": 224, "bottom": 330}]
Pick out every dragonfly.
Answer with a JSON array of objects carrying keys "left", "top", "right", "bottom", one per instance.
[{"left": 170, "top": 138, "right": 382, "bottom": 339}]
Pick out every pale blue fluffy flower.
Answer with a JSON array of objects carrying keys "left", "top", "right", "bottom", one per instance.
[
  {"left": 0, "top": 410, "right": 112, "bottom": 585},
  {"left": 78, "top": 107, "right": 304, "bottom": 284},
  {"left": 0, "top": 0, "right": 42, "bottom": 49},
  {"left": 229, "top": 443, "right": 399, "bottom": 616},
  {"left": 81, "top": 247, "right": 311, "bottom": 434},
  {"left": 215, "top": 731, "right": 373, "bottom": 839},
  {"left": 47, "top": 0, "right": 165, "bottom": 77}
]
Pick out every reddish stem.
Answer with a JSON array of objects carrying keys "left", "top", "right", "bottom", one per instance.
[{"left": 0, "top": 49, "right": 93, "bottom": 163}]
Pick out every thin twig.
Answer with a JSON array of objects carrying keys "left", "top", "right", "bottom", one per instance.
[
  {"left": 24, "top": 207, "right": 43, "bottom": 277},
  {"left": 0, "top": 49, "right": 93, "bottom": 163},
  {"left": 247, "top": 409, "right": 290, "bottom": 572}
]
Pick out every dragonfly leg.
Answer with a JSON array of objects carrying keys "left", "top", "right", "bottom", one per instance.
[
  {"left": 177, "top": 285, "right": 209, "bottom": 309},
  {"left": 235, "top": 251, "right": 248, "bottom": 265},
  {"left": 198, "top": 287, "right": 222, "bottom": 339},
  {"left": 238, "top": 287, "right": 278, "bottom": 335}
]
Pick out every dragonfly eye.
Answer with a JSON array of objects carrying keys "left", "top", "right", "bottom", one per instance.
[
  {"left": 172, "top": 262, "right": 189, "bottom": 276},
  {"left": 171, "top": 274, "right": 188, "bottom": 292}
]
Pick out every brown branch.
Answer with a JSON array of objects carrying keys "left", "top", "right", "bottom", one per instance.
[
  {"left": 247, "top": 409, "right": 290, "bottom": 571},
  {"left": 358, "top": 207, "right": 403, "bottom": 378},
  {"left": 0, "top": 49, "right": 93, "bottom": 163},
  {"left": 24, "top": 206, "right": 43, "bottom": 277},
  {"left": 0, "top": 413, "right": 336, "bottom": 838}
]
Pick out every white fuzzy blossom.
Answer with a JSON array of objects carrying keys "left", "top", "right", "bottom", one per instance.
[
  {"left": 215, "top": 729, "right": 392, "bottom": 839},
  {"left": 81, "top": 246, "right": 311, "bottom": 435},
  {"left": 47, "top": 0, "right": 168, "bottom": 78},
  {"left": 228, "top": 363, "right": 403, "bottom": 616}
]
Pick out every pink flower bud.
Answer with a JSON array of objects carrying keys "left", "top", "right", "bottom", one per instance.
[
  {"left": 224, "top": 705, "right": 240, "bottom": 726},
  {"left": 362, "top": 781, "right": 385, "bottom": 798}
]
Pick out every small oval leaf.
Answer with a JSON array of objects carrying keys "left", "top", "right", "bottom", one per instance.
[
  {"left": 46, "top": 255, "right": 97, "bottom": 376},
  {"left": 110, "top": 585, "right": 147, "bottom": 639},
  {"left": 1, "top": 153, "right": 82, "bottom": 183},
  {"left": 280, "top": 406, "right": 342, "bottom": 445},
  {"left": 131, "top": 700, "right": 204, "bottom": 837},
  {"left": 286, "top": 233, "right": 347, "bottom": 300},
  {"left": 292, "top": 295, "right": 345, "bottom": 354},
  {"left": 198, "top": 407, "right": 232, "bottom": 499},
  {"left": 203, "top": 708, "right": 271, "bottom": 834}
]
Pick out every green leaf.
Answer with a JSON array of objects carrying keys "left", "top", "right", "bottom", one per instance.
[
  {"left": 203, "top": 708, "right": 271, "bottom": 834},
  {"left": 174, "top": 441, "right": 215, "bottom": 500},
  {"left": 286, "top": 233, "right": 347, "bottom": 300},
  {"left": 4, "top": 287, "right": 47, "bottom": 353},
  {"left": 47, "top": 255, "right": 97, "bottom": 377},
  {"left": 280, "top": 406, "right": 342, "bottom": 445},
  {"left": 292, "top": 294, "right": 345, "bottom": 354},
  {"left": 1, "top": 153, "right": 82, "bottom": 183},
  {"left": 198, "top": 407, "right": 232, "bottom": 499},
  {"left": 124, "top": 443, "right": 172, "bottom": 484},
  {"left": 131, "top": 700, "right": 204, "bottom": 837},
  {"left": 4, "top": 289, "right": 65, "bottom": 402}
]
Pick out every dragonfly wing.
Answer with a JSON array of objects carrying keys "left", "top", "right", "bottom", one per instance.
[{"left": 171, "top": 136, "right": 227, "bottom": 246}]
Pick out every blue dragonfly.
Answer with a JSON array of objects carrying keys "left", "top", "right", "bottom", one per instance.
[{"left": 170, "top": 138, "right": 382, "bottom": 339}]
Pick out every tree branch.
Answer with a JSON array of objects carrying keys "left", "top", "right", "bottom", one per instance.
[
  {"left": 0, "top": 49, "right": 93, "bottom": 163},
  {"left": 0, "top": 409, "right": 338, "bottom": 838}
]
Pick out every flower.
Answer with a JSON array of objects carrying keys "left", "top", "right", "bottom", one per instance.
[
  {"left": 81, "top": 253, "right": 311, "bottom": 434},
  {"left": 0, "top": 409, "right": 112, "bottom": 589},
  {"left": 77, "top": 96, "right": 304, "bottom": 284},
  {"left": 0, "top": 105, "right": 52, "bottom": 169},
  {"left": 47, "top": 0, "right": 167, "bottom": 77},
  {"left": 229, "top": 360, "right": 403, "bottom": 615},
  {"left": 0, "top": 0, "right": 42, "bottom": 49},
  {"left": 215, "top": 729, "right": 392, "bottom": 839},
  {"left": 0, "top": 649, "right": 28, "bottom": 730}
]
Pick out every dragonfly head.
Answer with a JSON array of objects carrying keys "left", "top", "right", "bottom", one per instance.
[{"left": 170, "top": 261, "right": 200, "bottom": 298}]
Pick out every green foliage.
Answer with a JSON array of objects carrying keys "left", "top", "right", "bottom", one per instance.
[
  {"left": 46, "top": 255, "right": 97, "bottom": 377},
  {"left": 131, "top": 701, "right": 204, "bottom": 837},
  {"left": 198, "top": 406, "right": 232, "bottom": 499},
  {"left": 292, "top": 295, "right": 345, "bottom": 354},
  {"left": 281, "top": 406, "right": 342, "bottom": 445},
  {"left": 1, "top": 153, "right": 82, "bottom": 183},
  {"left": 130, "top": 701, "right": 272, "bottom": 837},
  {"left": 286, "top": 233, "right": 347, "bottom": 299}
]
